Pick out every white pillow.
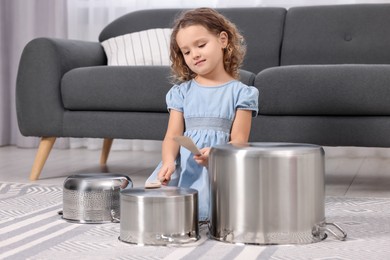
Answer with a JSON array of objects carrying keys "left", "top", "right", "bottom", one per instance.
[{"left": 101, "top": 28, "right": 172, "bottom": 66}]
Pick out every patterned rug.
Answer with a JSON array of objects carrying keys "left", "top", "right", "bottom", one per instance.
[{"left": 1, "top": 182, "right": 390, "bottom": 260}]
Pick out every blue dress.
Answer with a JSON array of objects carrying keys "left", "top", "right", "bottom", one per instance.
[{"left": 146, "top": 79, "right": 259, "bottom": 221}]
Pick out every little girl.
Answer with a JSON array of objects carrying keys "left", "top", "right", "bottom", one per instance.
[{"left": 146, "top": 8, "right": 259, "bottom": 221}]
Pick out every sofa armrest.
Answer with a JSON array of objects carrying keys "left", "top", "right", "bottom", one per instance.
[
  {"left": 16, "top": 38, "right": 107, "bottom": 137},
  {"left": 256, "top": 64, "right": 390, "bottom": 115},
  {"left": 239, "top": 69, "right": 256, "bottom": 86}
]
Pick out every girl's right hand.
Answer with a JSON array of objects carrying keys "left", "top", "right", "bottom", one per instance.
[
  {"left": 157, "top": 162, "right": 176, "bottom": 185},
  {"left": 194, "top": 147, "right": 211, "bottom": 167}
]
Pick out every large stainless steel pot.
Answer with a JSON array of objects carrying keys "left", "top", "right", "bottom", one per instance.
[
  {"left": 119, "top": 187, "right": 199, "bottom": 245},
  {"left": 209, "top": 142, "right": 346, "bottom": 245},
  {"left": 62, "top": 173, "right": 132, "bottom": 223}
]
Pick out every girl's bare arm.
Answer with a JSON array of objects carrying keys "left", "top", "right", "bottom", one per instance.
[
  {"left": 158, "top": 110, "right": 185, "bottom": 183},
  {"left": 230, "top": 110, "right": 253, "bottom": 143}
]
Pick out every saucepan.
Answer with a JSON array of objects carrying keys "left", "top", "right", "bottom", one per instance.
[
  {"left": 119, "top": 187, "right": 200, "bottom": 245},
  {"left": 208, "top": 142, "right": 347, "bottom": 245}
]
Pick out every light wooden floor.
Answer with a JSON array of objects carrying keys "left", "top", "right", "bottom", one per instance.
[{"left": 1, "top": 145, "right": 390, "bottom": 197}]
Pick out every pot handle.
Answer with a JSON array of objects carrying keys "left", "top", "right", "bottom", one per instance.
[
  {"left": 323, "top": 222, "right": 347, "bottom": 241},
  {"left": 119, "top": 176, "right": 133, "bottom": 189},
  {"left": 111, "top": 209, "right": 120, "bottom": 223}
]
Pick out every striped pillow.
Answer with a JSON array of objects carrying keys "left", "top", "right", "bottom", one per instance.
[{"left": 101, "top": 28, "right": 172, "bottom": 66}]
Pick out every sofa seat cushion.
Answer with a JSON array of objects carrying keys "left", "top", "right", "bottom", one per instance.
[
  {"left": 61, "top": 66, "right": 172, "bottom": 112},
  {"left": 62, "top": 67, "right": 257, "bottom": 112},
  {"left": 256, "top": 64, "right": 390, "bottom": 116}
]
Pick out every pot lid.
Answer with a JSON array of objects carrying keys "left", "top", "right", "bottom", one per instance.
[
  {"left": 121, "top": 187, "right": 197, "bottom": 201},
  {"left": 63, "top": 173, "right": 132, "bottom": 191},
  {"left": 211, "top": 142, "right": 324, "bottom": 156}
]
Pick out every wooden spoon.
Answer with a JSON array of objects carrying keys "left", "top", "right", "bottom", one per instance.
[
  {"left": 173, "top": 136, "right": 201, "bottom": 155},
  {"left": 145, "top": 180, "right": 162, "bottom": 189}
]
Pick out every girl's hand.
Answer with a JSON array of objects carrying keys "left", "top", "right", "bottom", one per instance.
[
  {"left": 158, "top": 162, "right": 176, "bottom": 185},
  {"left": 194, "top": 147, "right": 211, "bottom": 167}
]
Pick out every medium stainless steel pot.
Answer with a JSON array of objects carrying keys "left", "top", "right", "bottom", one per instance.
[
  {"left": 119, "top": 187, "right": 199, "bottom": 245},
  {"left": 209, "top": 142, "right": 346, "bottom": 245},
  {"left": 62, "top": 173, "right": 132, "bottom": 223}
]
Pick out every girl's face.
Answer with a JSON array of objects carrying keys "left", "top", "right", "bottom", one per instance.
[{"left": 176, "top": 25, "right": 228, "bottom": 80}]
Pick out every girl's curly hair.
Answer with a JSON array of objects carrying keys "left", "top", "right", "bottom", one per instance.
[{"left": 170, "top": 8, "right": 246, "bottom": 83}]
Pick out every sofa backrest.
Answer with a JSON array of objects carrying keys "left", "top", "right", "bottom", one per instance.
[
  {"left": 281, "top": 4, "right": 390, "bottom": 65},
  {"left": 99, "top": 8, "right": 286, "bottom": 74}
]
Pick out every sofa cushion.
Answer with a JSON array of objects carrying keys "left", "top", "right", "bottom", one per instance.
[
  {"left": 256, "top": 64, "right": 390, "bottom": 116},
  {"left": 250, "top": 115, "right": 390, "bottom": 147},
  {"left": 281, "top": 4, "right": 390, "bottom": 65},
  {"left": 101, "top": 28, "right": 172, "bottom": 66},
  {"left": 61, "top": 66, "right": 172, "bottom": 112}
]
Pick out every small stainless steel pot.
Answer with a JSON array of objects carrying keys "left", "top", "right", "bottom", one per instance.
[
  {"left": 209, "top": 142, "right": 346, "bottom": 245},
  {"left": 119, "top": 187, "right": 199, "bottom": 245},
  {"left": 62, "top": 173, "right": 132, "bottom": 224}
]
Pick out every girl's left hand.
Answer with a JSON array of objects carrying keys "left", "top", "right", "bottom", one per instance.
[{"left": 194, "top": 147, "right": 211, "bottom": 167}]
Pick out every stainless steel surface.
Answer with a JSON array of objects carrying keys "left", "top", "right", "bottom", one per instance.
[
  {"left": 119, "top": 187, "right": 199, "bottom": 245},
  {"left": 209, "top": 142, "right": 326, "bottom": 244},
  {"left": 62, "top": 173, "right": 132, "bottom": 224}
]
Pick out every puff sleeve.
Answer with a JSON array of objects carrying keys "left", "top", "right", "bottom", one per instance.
[
  {"left": 166, "top": 85, "right": 184, "bottom": 113},
  {"left": 236, "top": 86, "right": 259, "bottom": 117}
]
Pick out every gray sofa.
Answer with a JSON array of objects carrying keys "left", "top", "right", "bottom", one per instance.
[{"left": 16, "top": 4, "right": 390, "bottom": 180}]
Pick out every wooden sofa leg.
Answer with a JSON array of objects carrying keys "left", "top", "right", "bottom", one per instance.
[
  {"left": 100, "top": 138, "right": 113, "bottom": 165},
  {"left": 30, "top": 137, "right": 56, "bottom": 181}
]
